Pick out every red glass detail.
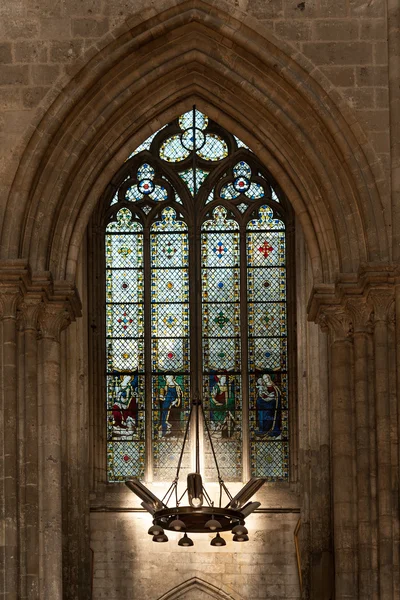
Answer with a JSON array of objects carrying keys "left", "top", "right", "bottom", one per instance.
[
  {"left": 118, "top": 312, "right": 133, "bottom": 330},
  {"left": 123, "top": 455, "right": 130, "bottom": 462},
  {"left": 167, "top": 352, "right": 174, "bottom": 359},
  {"left": 258, "top": 241, "right": 273, "bottom": 258}
]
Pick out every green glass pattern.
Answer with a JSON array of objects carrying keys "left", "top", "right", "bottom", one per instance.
[
  {"left": 201, "top": 206, "right": 242, "bottom": 480},
  {"left": 106, "top": 108, "right": 289, "bottom": 484},
  {"left": 247, "top": 205, "right": 288, "bottom": 480},
  {"left": 106, "top": 208, "right": 145, "bottom": 480},
  {"left": 151, "top": 207, "right": 190, "bottom": 479}
]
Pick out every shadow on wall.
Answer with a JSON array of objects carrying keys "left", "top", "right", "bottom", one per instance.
[{"left": 156, "top": 576, "right": 243, "bottom": 600}]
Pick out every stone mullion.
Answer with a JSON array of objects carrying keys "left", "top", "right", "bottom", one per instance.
[
  {"left": 0, "top": 290, "right": 22, "bottom": 600},
  {"left": 37, "top": 305, "right": 70, "bottom": 600},
  {"left": 347, "top": 299, "right": 374, "bottom": 599},
  {"left": 369, "top": 290, "right": 394, "bottom": 600},
  {"left": 320, "top": 307, "right": 358, "bottom": 600}
]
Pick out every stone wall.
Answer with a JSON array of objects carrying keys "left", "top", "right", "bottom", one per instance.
[
  {"left": 90, "top": 510, "right": 301, "bottom": 600},
  {"left": 0, "top": 0, "right": 391, "bottom": 226},
  {"left": 0, "top": 1, "right": 399, "bottom": 599}
]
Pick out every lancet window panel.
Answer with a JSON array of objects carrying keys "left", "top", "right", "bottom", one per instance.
[{"left": 101, "top": 108, "right": 293, "bottom": 483}]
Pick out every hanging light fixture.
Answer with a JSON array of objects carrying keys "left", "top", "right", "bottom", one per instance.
[
  {"left": 125, "top": 392, "right": 266, "bottom": 547},
  {"left": 125, "top": 108, "right": 265, "bottom": 546}
]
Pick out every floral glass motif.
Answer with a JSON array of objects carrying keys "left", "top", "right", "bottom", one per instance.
[
  {"left": 220, "top": 161, "right": 264, "bottom": 201},
  {"left": 106, "top": 107, "right": 289, "bottom": 483},
  {"left": 151, "top": 207, "right": 190, "bottom": 479},
  {"left": 247, "top": 205, "right": 288, "bottom": 480},
  {"left": 106, "top": 208, "right": 145, "bottom": 481},
  {"left": 201, "top": 206, "right": 242, "bottom": 480}
]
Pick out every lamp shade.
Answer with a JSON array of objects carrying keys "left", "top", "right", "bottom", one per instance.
[
  {"left": 233, "top": 533, "right": 249, "bottom": 542},
  {"left": 153, "top": 533, "right": 168, "bottom": 543},
  {"left": 210, "top": 533, "right": 226, "bottom": 547},
  {"left": 178, "top": 533, "right": 194, "bottom": 547},
  {"left": 205, "top": 518, "right": 222, "bottom": 531},
  {"left": 148, "top": 524, "right": 164, "bottom": 536},
  {"left": 170, "top": 519, "right": 186, "bottom": 531},
  {"left": 232, "top": 524, "right": 248, "bottom": 535}
]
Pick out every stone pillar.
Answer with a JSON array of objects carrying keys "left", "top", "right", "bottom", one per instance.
[
  {"left": 369, "top": 290, "right": 394, "bottom": 600},
  {"left": 346, "top": 299, "right": 374, "bottom": 598},
  {"left": 319, "top": 306, "right": 357, "bottom": 600},
  {"left": 0, "top": 289, "right": 22, "bottom": 599},
  {"left": 37, "top": 303, "right": 70, "bottom": 600},
  {"left": 18, "top": 299, "right": 42, "bottom": 599}
]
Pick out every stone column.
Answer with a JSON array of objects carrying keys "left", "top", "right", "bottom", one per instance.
[
  {"left": 346, "top": 299, "right": 374, "bottom": 599},
  {"left": 18, "top": 300, "right": 42, "bottom": 599},
  {"left": 369, "top": 290, "right": 394, "bottom": 600},
  {"left": 0, "top": 289, "right": 22, "bottom": 599},
  {"left": 37, "top": 303, "right": 70, "bottom": 600},
  {"left": 319, "top": 306, "right": 357, "bottom": 600}
]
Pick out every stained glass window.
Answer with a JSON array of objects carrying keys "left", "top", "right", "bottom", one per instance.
[
  {"left": 150, "top": 207, "right": 190, "bottom": 479},
  {"left": 104, "top": 108, "right": 291, "bottom": 483},
  {"left": 202, "top": 206, "right": 242, "bottom": 480},
  {"left": 106, "top": 208, "right": 145, "bottom": 480}
]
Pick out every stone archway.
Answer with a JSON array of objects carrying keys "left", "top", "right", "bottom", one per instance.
[
  {"left": 0, "top": 3, "right": 398, "bottom": 600},
  {"left": 0, "top": 0, "right": 389, "bottom": 285},
  {"left": 156, "top": 576, "right": 244, "bottom": 600}
]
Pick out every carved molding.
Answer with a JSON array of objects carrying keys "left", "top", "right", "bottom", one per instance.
[
  {"left": 17, "top": 298, "right": 44, "bottom": 331},
  {"left": 0, "top": 288, "right": 23, "bottom": 320},
  {"left": 318, "top": 305, "right": 353, "bottom": 343},
  {"left": 346, "top": 298, "right": 373, "bottom": 334},
  {"left": 368, "top": 288, "right": 394, "bottom": 324},
  {"left": 38, "top": 303, "right": 72, "bottom": 342},
  {"left": 156, "top": 577, "right": 244, "bottom": 600}
]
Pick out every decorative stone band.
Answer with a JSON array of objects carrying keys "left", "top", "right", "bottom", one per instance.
[{"left": 0, "top": 260, "right": 82, "bottom": 338}]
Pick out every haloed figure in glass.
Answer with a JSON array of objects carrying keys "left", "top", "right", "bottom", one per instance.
[
  {"left": 159, "top": 374, "right": 183, "bottom": 437},
  {"left": 210, "top": 374, "right": 236, "bottom": 438},
  {"left": 112, "top": 372, "right": 139, "bottom": 434},
  {"left": 256, "top": 373, "right": 281, "bottom": 438}
]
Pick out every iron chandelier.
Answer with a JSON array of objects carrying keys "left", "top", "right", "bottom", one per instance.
[{"left": 125, "top": 394, "right": 266, "bottom": 546}]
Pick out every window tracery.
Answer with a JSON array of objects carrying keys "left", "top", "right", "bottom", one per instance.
[{"left": 104, "top": 108, "right": 290, "bottom": 483}]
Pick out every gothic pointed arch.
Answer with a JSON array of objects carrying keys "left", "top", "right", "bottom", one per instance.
[
  {"left": 0, "top": 0, "right": 389, "bottom": 288},
  {"left": 156, "top": 576, "right": 245, "bottom": 600}
]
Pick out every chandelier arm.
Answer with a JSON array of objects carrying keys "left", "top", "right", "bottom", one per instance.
[
  {"left": 201, "top": 485, "right": 214, "bottom": 508},
  {"left": 174, "top": 402, "right": 194, "bottom": 481},
  {"left": 178, "top": 487, "right": 188, "bottom": 504},
  {"left": 200, "top": 401, "right": 223, "bottom": 481},
  {"left": 162, "top": 480, "right": 177, "bottom": 506}
]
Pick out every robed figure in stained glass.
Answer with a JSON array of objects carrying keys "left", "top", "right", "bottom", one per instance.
[
  {"left": 111, "top": 372, "right": 139, "bottom": 433},
  {"left": 256, "top": 373, "right": 281, "bottom": 438},
  {"left": 159, "top": 374, "right": 183, "bottom": 437},
  {"left": 210, "top": 374, "right": 236, "bottom": 439}
]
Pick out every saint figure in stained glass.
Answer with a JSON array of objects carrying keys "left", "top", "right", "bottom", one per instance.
[
  {"left": 255, "top": 373, "right": 282, "bottom": 438},
  {"left": 209, "top": 374, "right": 236, "bottom": 439},
  {"left": 111, "top": 372, "right": 139, "bottom": 432},
  {"left": 158, "top": 374, "right": 183, "bottom": 438},
  {"left": 104, "top": 106, "right": 291, "bottom": 483}
]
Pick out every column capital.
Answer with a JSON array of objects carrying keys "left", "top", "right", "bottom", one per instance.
[
  {"left": 38, "top": 302, "right": 72, "bottom": 342},
  {"left": 17, "top": 297, "right": 44, "bottom": 332},
  {"left": 0, "top": 288, "right": 23, "bottom": 320},
  {"left": 368, "top": 288, "right": 395, "bottom": 324},
  {"left": 346, "top": 298, "right": 373, "bottom": 334},
  {"left": 317, "top": 305, "right": 353, "bottom": 343}
]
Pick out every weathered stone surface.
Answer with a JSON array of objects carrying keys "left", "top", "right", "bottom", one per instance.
[{"left": 0, "top": 0, "right": 398, "bottom": 598}]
